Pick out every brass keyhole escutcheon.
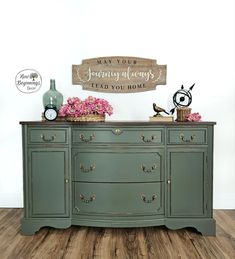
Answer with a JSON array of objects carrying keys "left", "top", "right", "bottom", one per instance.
[{"left": 113, "top": 129, "right": 123, "bottom": 135}]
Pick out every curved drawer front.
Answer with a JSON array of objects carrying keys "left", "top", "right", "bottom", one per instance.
[
  {"left": 72, "top": 128, "right": 163, "bottom": 145},
  {"left": 28, "top": 128, "right": 68, "bottom": 144},
  {"left": 73, "top": 150, "right": 163, "bottom": 182},
  {"left": 73, "top": 182, "right": 163, "bottom": 216},
  {"left": 167, "top": 128, "right": 207, "bottom": 145}
]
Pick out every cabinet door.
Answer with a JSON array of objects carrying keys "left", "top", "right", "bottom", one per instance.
[
  {"left": 27, "top": 148, "right": 70, "bottom": 217},
  {"left": 167, "top": 148, "right": 207, "bottom": 217}
]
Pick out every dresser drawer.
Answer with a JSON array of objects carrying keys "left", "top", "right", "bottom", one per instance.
[
  {"left": 167, "top": 128, "right": 207, "bottom": 144},
  {"left": 73, "top": 182, "right": 163, "bottom": 216},
  {"left": 28, "top": 128, "right": 68, "bottom": 144},
  {"left": 72, "top": 127, "right": 163, "bottom": 145},
  {"left": 73, "top": 149, "right": 163, "bottom": 182}
]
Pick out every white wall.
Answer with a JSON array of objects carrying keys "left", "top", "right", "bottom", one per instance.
[{"left": 0, "top": 0, "right": 234, "bottom": 208}]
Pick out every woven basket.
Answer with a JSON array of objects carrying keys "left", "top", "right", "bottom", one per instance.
[
  {"left": 176, "top": 107, "right": 191, "bottom": 122},
  {"left": 66, "top": 114, "right": 105, "bottom": 122}
]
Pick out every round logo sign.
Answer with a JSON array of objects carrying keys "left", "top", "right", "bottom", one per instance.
[{"left": 15, "top": 69, "right": 42, "bottom": 93}]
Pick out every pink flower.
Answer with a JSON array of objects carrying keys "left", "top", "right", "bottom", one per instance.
[
  {"left": 59, "top": 96, "right": 113, "bottom": 117},
  {"left": 67, "top": 97, "right": 81, "bottom": 105},
  {"left": 185, "top": 112, "right": 202, "bottom": 122},
  {"left": 59, "top": 104, "right": 69, "bottom": 117}
]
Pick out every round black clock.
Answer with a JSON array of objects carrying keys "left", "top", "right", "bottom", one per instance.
[{"left": 44, "top": 105, "right": 58, "bottom": 121}]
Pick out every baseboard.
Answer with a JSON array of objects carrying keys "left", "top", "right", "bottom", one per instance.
[
  {"left": 0, "top": 192, "right": 23, "bottom": 208},
  {"left": 213, "top": 193, "right": 235, "bottom": 209}
]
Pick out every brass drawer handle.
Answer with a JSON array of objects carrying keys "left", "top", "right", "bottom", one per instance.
[
  {"left": 141, "top": 164, "right": 157, "bottom": 173},
  {"left": 79, "top": 133, "right": 95, "bottom": 142},
  {"left": 140, "top": 134, "right": 156, "bottom": 143},
  {"left": 141, "top": 194, "right": 157, "bottom": 203},
  {"left": 112, "top": 128, "right": 123, "bottom": 135},
  {"left": 179, "top": 133, "right": 195, "bottom": 143},
  {"left": 80, "top": 194, "right": 96, "bottom": 203},
  {"left": 80, "top": 164, "right": 95, "bottom": 173},
  {"left": 40, "top": 134, "right": 56, "bottom": 142}
]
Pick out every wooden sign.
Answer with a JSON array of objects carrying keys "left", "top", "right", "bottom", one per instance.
[{"left": 72, "top": 56, "right": 167, "bottom": 93}]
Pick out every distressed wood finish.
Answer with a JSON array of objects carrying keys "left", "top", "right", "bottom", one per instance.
[
  {"left": 0, "top": 209, "right": 234, "bottom": 258},
  {"left": 20, "top": 121, "right": 216, "bottom": 235},
  {"left": 72, "top": 56, "right": 167, "bottom": 93}
]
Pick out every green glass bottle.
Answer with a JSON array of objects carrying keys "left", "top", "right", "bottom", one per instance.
[{"left": 43, "top": 79, "right": 63, "bottom": 110}]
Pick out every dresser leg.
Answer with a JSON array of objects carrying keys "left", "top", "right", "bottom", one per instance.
[
  {"left": 165, "top": 218, "right": 216, "bottom": 236},
  {"left": 195, "top": 218, "right": 216, "bottom": 236},
  {"left": 21, "top": 218, "right": 72, "bottom": 235},
  {"left": 21, "top": 219, "right": 42, "bottom": 235}
]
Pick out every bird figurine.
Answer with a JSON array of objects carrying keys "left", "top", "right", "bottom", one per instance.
[{"left": 153, "top": 103, "right": 169, "bottom": 117}]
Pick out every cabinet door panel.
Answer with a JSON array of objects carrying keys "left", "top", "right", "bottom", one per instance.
[
  {"left": 28, "top": 148, "right": 69, "bottom": 217},
  {"left": 168, "top": 149, "right": 207, "bottom": 217}
]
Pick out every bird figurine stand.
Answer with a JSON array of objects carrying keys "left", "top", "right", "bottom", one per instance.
[{"left": 149, "top": 104, "right": 174, "bottom": 122}]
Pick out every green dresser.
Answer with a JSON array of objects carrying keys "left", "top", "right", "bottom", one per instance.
[{"left": 20, "top": 121, "right": 216, "bottom": 235}]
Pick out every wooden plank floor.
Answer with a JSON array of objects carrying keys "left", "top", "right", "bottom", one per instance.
[{"left": 0, "top": 209, "right": 234, "bottom": 259}]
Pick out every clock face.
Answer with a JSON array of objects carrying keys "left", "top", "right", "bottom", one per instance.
[{"left": 44, "top": 108, "right": 58, "bottom": 121}]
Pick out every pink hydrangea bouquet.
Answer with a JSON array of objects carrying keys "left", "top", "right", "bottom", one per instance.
[
  {"left": 185, "top": 112, "right": 202, "bottom": 122},
  {"left": 59, "top": 96, "right": 113, "bottom": 121}
]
